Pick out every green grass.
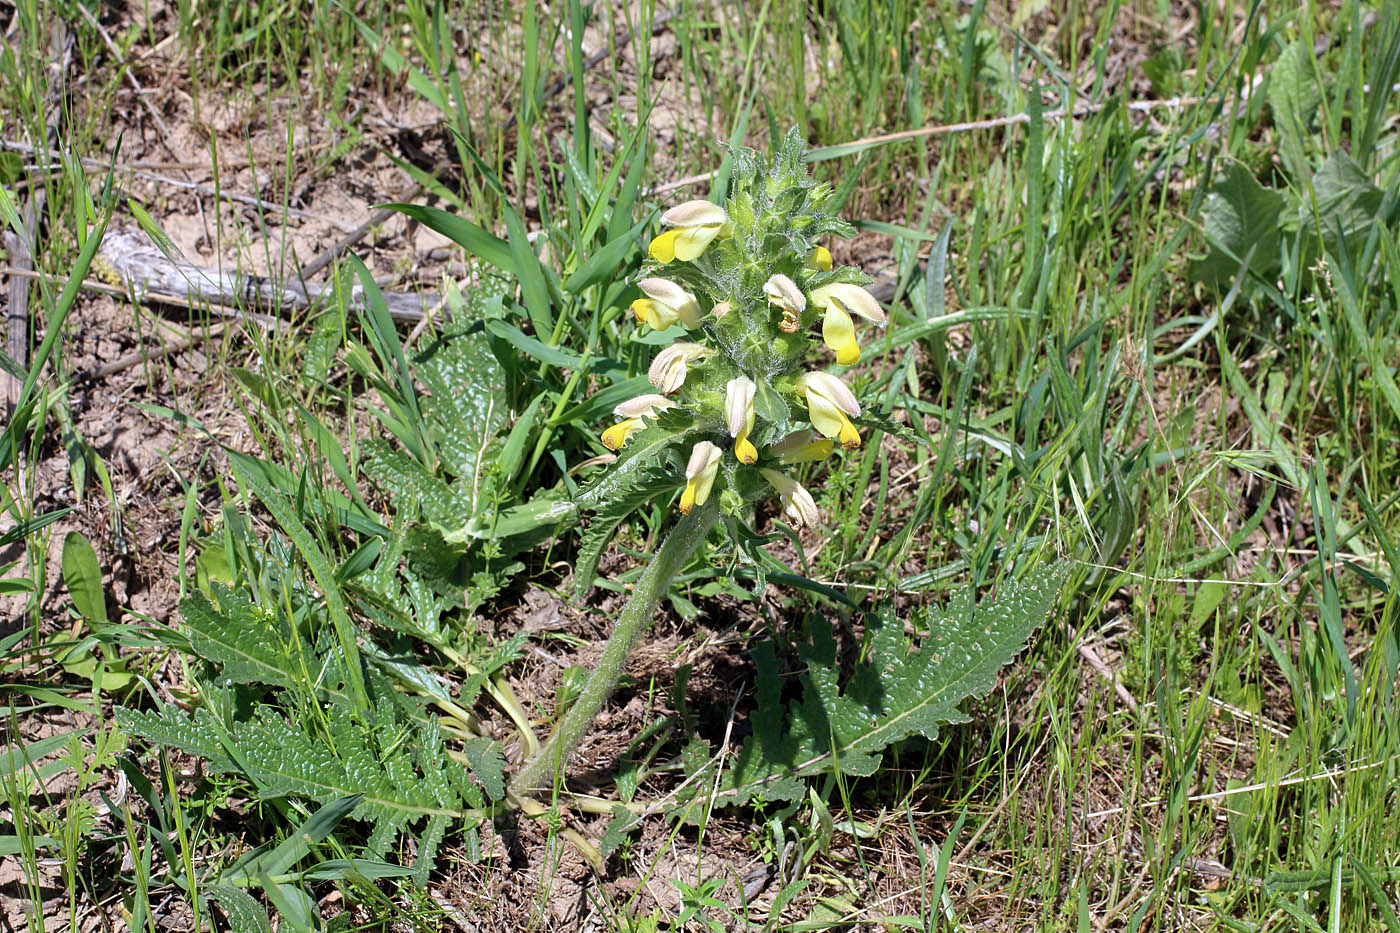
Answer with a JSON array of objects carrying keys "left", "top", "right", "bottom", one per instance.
[{"left": 2, "top": 0, "right": 1399, "bottom": 929}]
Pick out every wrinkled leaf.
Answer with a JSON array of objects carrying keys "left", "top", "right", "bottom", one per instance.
[{"left": 1188, "top": 162, "right": 1287, "bottom": 286}]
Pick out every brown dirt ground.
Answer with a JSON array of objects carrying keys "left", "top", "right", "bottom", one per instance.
[{"left": 0, "top": 0, "right": 1312, "bottom": 930}]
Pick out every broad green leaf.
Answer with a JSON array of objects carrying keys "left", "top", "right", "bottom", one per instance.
[
  {"left": 207, "top": 887, "right": 273, "bottom": 933},
  {"left": 1268, "top": 39, "right": 1321, "bottom": 182},
  {"left": 1307, "top": 150, "right": 1382, "bottom": 255},
  {"left": 411, "top": 321, "right": 507, "bottom": 491},
  {"left": 61, "top": 532, "right": 106, "bottom": 625},
  {"left": 1188, "top": 162, "right": 1286, "bottom": 287}
]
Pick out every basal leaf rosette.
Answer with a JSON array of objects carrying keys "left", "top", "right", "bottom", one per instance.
[{"left": 595, "top": 129, "right": 885, "bottom": 531}]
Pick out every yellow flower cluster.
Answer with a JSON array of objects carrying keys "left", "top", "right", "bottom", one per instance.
[{"left": 597, "top": 198, "right": 885, "bottom": 529}]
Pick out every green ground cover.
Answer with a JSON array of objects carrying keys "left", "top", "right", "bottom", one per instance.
[{"left": 1, "top": 0, "right": 1398, "bottom": 929}]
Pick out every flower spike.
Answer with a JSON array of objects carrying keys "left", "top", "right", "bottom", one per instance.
[
  {"left": 759, "top": 468, "right": 820, "bottom": 528},
  {"left": 811, "top": 283, "right": 886, "bottom": 365},
  {"left": 631, "top": 278, "right": 702, "bottom": 331},
  {"left": 725, "top": 377, "right": 758, "bottom": 464},
  {"left": 796, "top": 371, "right": 862, "bottom": 448},
  {"left": 679, "top": 441, "right": 722, "bottom": 514},
  {"left": 649, "top": 200, "right": 729, "bottom": 264}
]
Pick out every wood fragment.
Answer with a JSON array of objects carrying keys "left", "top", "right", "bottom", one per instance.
[
  {"left": 1078, "top": 641, "right": 1140, "bottom": 712},
  {"left": 97, "top": 228, "right": 435, "bottom": 321}
]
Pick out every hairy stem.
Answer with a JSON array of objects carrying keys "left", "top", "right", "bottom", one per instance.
[{"left": 509, "top": 498, "right": 720, "bottom": 798}]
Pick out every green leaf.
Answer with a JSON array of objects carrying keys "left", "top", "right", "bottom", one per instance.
[
  {"left": 1188, "top": 162, "right": 1286, "bottom": 287},
  {"left": 225, "top": 795, "right": 363, "bottom": 884},
  {"left": 381, "top": 203, "right": 513, "bottom": 272},
  {"left": 411, "top": 321, "right": 508, "bottom": 490},
  {"left": 572, "top": 465, "right": 681, "bottom": 598},
  {"left": 231, "top": 461, "right": 368, "bottom": 712},
  {"left": 1268, "top": 39, "right": 1321, "bottom": 182},
  {"left": 1307, "top": 150, "right": 1382, "bottom": 255},
  {"left": 711, "top": 562, "right": 1065, "bottom": 806},
  {"left": 116, "top": 699, "right": 480, "bottom": 862},
  {"left": 458, "top": 737, "right": 505, "bottom": 801},
  {"left": 207, "top": 886, "right": 273, "bottom": 933},
  {"left": 61, "top": 532, "right": 107, "bottom": 625}
]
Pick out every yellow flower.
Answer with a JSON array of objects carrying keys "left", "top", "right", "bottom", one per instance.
[
  {"left": 631, "top": 278, "right": 702, "bottom": 331},
  {"left": 764, "top": 273, "right": 807, "bottom": 333},
  {"left": 810, "top": 283, "right": 886, "bottom": 365},
  {"left": 601, "top": 418, "right": 644, "bottom": 450},
  {"left": 769, "top": 430, "right": 833, "bottom": 464},
  {"left": 725, "top": 376, "right": 758, "bottom": 464},
  {"left": 649, "top": 200, "right": 729, "bottom": 263},
  {"left": 807, "top": 245, "right": 833, "bottom": 271},
  {"left": 613, "top": 394, "right": 677, "bottom": 419},
  {"left": 795, "top": 371, "right": 862, "bottom": 448},
  {"left": 647, "top": 343, "right": 709, "bottom": 393},
  {"left": 759, "top": 468, "right": 820, "bottom": 528},
  {"left": 679, "top": 441, "right": 722, "bottom": 514}
]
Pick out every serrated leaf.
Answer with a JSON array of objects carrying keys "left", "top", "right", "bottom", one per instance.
[
  {"left": 115, "top": 599, "right": 491, "bottom": 878},
  {"left": 458, "top": 737, "right": 505, "bottom": 801},
  {"left": 364, "top": 440, "right": 473, "bottom": 528},
  {"left": 184, "top": 587, "right": 320, "bottom": 695},
  {"left": 573, "top": 465, "right": 681, "bottom": 598},
  {"left": 413, "top": 322, "right": 507, "bottom": 487},
  {"left": 118, "top": 702, "right": 469, "bottom": 856},
  {"left": 575, "top": 422, "right": 689, "bottom": 510},
  {"left": 207, "top": 885, "right": 273, "bottom": 933},
  {"left": 711, "top": 562, "right": 1065, "bottom": 807},
  {"left": 597, "top": 804, "right": 642, "bottom": 859}
]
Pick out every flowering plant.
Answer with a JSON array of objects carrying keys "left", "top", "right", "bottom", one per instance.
[{"left": 510, "top": 130, "right": 887, "bottom": 797}]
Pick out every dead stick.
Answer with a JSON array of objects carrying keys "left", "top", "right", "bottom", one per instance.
[
  {"left": 301, "top": 189, "right": 421, "bottom": 280},
  {"left": 88, "top": 324, "right": 227, "bottom": 380}
]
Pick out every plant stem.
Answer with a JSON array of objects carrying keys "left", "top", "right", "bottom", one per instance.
[{"left": 509, "top": 498, "right": 720, "bottom": 798}]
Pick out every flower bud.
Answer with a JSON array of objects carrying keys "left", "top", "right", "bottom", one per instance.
[
  {"left": 680, "top": 441, "right": 722, "bottom": 514},
  {"left": 649, "top": 200, "right": 729, "bottom": 264},
  {"left": 764, "top": 273, "right": 806, "bottom": 333},
  {"left": 613, "top": 394, "right": 678, "bottom": 419},
  {"left": 724, "top": 377, "right": 758, "bottom": 464},
  {"left": 795, "top": 371, "right": 862, "bottom": 448},
  {"left": 647, "top": 343, "right": 709, "bottom": 394},
  {"left": 759, "top": 468, "right": 820, "bottom": 528},
  {"left": 631, "top": 278, "right": 702, "bottom": 331}
]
